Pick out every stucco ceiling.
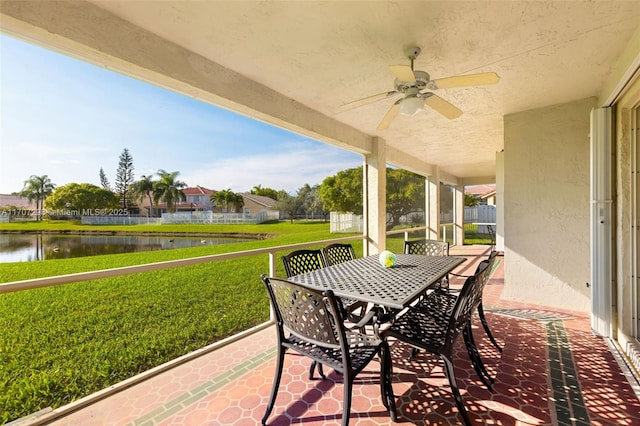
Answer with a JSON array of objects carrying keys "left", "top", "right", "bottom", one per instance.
[{"left": 4, "top": 1, "right": 640, "bottom": 182}]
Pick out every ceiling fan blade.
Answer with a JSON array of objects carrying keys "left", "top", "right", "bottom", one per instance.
[
  {"left": 423, "top": 93, "right": 463, "bottom": 119},
  {"left": 389, "top": 65, "right": 416, "bottom": 82},
  {"left": 338, "top": 91, "right": 398, "bottom": 111},
  {"left": 377, "top": 100, "right": 401, "bottom": 130},
  {"left": 430, "top": 72, "right": 500, "bottom": 89}
]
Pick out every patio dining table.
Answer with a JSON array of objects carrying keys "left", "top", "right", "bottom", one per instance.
[{"left": 288, "top": 254, "right": 466, "bottom": 311}]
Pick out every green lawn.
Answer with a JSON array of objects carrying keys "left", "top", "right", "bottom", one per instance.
[
  {"left": 0, "top": 220, "right": 490, "bottom": 422},
  {"left": 0, "top": 221, "right": 355, "bottom": 423}
]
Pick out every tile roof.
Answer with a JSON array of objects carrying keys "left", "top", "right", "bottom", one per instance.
[
  {"left": 465, "top": 184, "right": 496, "bottom": 198},
  {"left": 240, "top": 193, "right": 277, "bottom": 207},
  {"left": 182, "top": 186, "right": 215, "bottom": 196}
]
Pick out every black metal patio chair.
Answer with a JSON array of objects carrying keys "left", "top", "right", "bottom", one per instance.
[
  {"left": 322, "top": 243, "right": 357, "bottom": 266},
  {"left": 282, "top": 248, "right": 371, "bottom": 379},
  {"left": 381, "top": 260, "right": 492, "bottom": 426},
  {"left": 281, "top": 249, "right": 326, "bottom": 278},
  {"left": 284, "top": 247, "right": 369, "bottom": 329},
  {"left": 404, "top": 238, "right": 451, "bottom": 290},
  {"left": 321, "top": 243, "right": 370, "bottom": 312},
  {"left": 403, "top": 238, "right": 449, "bottom": 257},
  {"left": 260, "top": 275, "right": 397, "bottom": 426},
  {"left": 281, "top": 249, "right": 328, "bottom": 379},
  {"left": 487, "top": 224, "right": 496, "bottom": 251},
  {"left": 321, "top": 242, "right": 374, "bottom": 331},
  {"left": 444, "top": 250, "right": 502, "bottom": 352},
  {"left": 413, "top": 250, "right": 500, "bottom": 390}
]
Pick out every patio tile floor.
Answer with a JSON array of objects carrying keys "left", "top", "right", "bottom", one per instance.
[{"left": 42, "top": 246, "right": 640, "bottom": 425}]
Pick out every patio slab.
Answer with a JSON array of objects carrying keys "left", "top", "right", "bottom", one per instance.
[{"left": 40, "top": 247, "right": 640, "bottom": 425}]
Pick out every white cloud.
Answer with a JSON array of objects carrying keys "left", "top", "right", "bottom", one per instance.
[
  {"left": 0, "top": 35, "right": 364, "bottom": 196},
  {"left": 182, "top": 145, "right": 361, "bottom": 194}
]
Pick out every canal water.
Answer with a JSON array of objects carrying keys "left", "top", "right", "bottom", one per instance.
[{"left": 0, "top": 233, "right": 250, "bottom": 263}]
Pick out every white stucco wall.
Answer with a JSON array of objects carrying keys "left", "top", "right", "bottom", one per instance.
[
  {"left": 503, "top": 97, "right": 596, "bottom": 312},
  {"left": 615, "top": 81, "right": 640, "bottom": 371}
]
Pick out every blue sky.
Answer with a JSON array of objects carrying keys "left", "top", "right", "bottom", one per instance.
[{"left": 0, "top": 34, "right": 362, "bottom": 195}]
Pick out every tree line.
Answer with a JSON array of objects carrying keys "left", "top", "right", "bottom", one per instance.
[{"left": 8, "top": 148, "right": 431, "bottom": 226}]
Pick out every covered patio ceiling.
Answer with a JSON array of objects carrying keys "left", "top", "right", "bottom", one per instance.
[{"left": 2, "top": 1, "right": 640, "bottom": 182}]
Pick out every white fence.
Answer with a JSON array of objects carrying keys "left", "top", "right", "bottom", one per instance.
[
  {"left": 464, "top": 205, "right": 496, "bottom": 232},
  {"left": 81, "top": 216, "right": 162, "bottom": 225},
  {"left": 161, "top": 209, "right": 279, "bottom": 225},
  {"left": 80, "top": 210, "right": 280, "bottom": 225},
  {"left": 330, "top": 211, "right": 427, "bottom": 234},
  {"left": 330, "top": 212, "right": 363, "bottom": 233},
  {"left": 330, "top": 207, "right": 496, "bottom": 235}
]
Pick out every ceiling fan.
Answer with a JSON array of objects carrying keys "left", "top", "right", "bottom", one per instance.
[{"left": 339, "top": 46, "right": 500, "bottom": 130}]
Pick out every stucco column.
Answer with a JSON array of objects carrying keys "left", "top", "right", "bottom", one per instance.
[
  {"left": 454, "top": 184, "right": 464, "bottom": 245},
  {"left": 426, "top": 173, "right": 440, "bottom": 240},
  {"left": 364, "top": 137, "right": 387, "bottom": 255},
  {"left": 496, "top": 151, "right": 505, "bottom": 252}
]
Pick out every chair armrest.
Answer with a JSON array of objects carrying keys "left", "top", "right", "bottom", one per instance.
[
  {"left": 449, "top": 272, "right": 472, "bottom": 278},
  {"left": 349, "top": 309, "right": 378, "bottom": 329}
]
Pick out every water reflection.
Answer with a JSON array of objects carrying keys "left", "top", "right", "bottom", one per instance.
[{"left": 0, "top": 233, "right": 249, "bottom": 263}]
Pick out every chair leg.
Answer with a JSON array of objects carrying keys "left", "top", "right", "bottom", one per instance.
[
  {"left": 441, "top": 274, "right": 450, "bottom": 291},
  {"left": 309, "top": 361, "right": 326, "bottom": 380},
  {"left": 441, "top": 354, "right": 472, "bottom": 426},
  {"left": 379, "top": 343, "right": 398, "bottom": 421},
  {"left": 409, "top": 347, "right": 420, "bottom": 360},
  {"left": 478, "top": 302, "right": 502, "bottom": 352},
  {"left": 463, "top": 323, "right": 494, "bottom": 390},
  {"left": 262, "top": 346, "right": 286, "bottom": 425},
  {"left": 342, "top": 371, "right": 353, "bottom": 426}
]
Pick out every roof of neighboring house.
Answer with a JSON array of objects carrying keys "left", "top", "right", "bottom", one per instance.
[
  {"left": 465, "top": 184, "right": 496, "bottom": 199},
  {"left": 182, "top": 186, "right": 216, "bottom": 196},
  {"left": 174, "top": 202, "right": 203, "bottom": 208},
  {"left": 0, "top": 194, "right": 34, "bottom": 208},
  {"left": 240, "top": 193, "right": 277, "bottom": 208}
]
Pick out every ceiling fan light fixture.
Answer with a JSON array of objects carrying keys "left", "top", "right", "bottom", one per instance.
[{"left": 399, "top": 96, "right": 423, "bottom": 116}]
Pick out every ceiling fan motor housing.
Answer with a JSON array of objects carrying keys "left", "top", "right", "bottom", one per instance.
[{"left": 395, "top": 70, "right": 430, "bottom": 92}]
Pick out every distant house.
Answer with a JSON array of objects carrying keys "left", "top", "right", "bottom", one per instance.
[
  {"left": 0, "top": 194, "right": 34, "bottom": 209},
  {"left": 239, "top": 193, "right": 277, "bottom": 216},
  {"left": 137, "top": 186, "right": 217, "bottom": 216},
  {"left": 180, "top": 186, "right": 216, "bottom": 212},
  {"left": 465, "top": 184, "right": 496, "bottom": 205},
  {"left": 0, "top": 194, "right": 36, "bottom": 221},
  {"left": 142, "top": 187, "right": 277, "bottom": 217}
]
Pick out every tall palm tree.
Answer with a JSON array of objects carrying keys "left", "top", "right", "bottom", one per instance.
[
  {"left": 153, "top": 169, "right": 186, "bottom": 213},
  {"left": 16, "top": 175, "right": 55, "bottom": 221},
  {"left": 213, "top": 189, "right": 244, "bottom": 213},
  {"left": 129, "top": 175, "right": 156, "bottom": 217},
  {"left": 213, "top": 189, "right": 234, "bottom": 212},
  {"left": 231, "top": 192, "right": 245, "bottom": 213}
]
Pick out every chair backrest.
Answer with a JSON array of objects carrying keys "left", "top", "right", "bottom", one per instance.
[
  {"left": 282, "top": 249, "right": 326, "bottom": 278},
  {"left": 474, "top": 250, "right": 498, "bottom": 304},
  {"left": 474, "top": 250, "right": 498, "bottom": 274},
  {"left": 470, "top": 251, "right": 497, "bottom": 306},
  {"left": 487, "top": 225, "right": 496, "bottom": 251},
  {"left": 445, "top": 260, "right": 492, "bottom": 346},
  {"left": 404, "top": 239, "right": 449, "bottom": 256},
  {"left": 261, "top": 275, "right": 344, "bottom": 349},
  {"left": 322, "top": 243, "right": 356, "bottom": 266}
]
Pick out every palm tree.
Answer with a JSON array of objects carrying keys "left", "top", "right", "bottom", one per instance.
[
  {"left": 213, "top": 189, "right": 244, "bottom": 213},
  {"left": 16, "top": 175, "right": 55, "bottom": 221},
  {"left": 129, "top": 175, "right": 156, "bottom": 217},
  {"left": 153, "top": 169, "right": 186, "bottom": 213},
  {"left": 213, "top": 189, "right": 233, "bottom": 212},
  {"left": 231, "top": 192, "right": 245, "bottom": 213}
]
